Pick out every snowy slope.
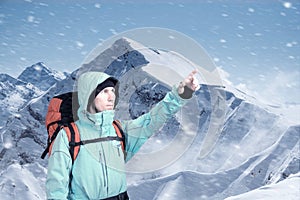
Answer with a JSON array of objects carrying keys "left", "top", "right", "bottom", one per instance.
[
  {"left": 225, "top": 173, "right": 300, "bottom": 200},
  {"left": 0, "top": 163, "right": 46, "bottom": 200},
  {"left": 0, "top": 38, "right": 299, "bottom": 199}
]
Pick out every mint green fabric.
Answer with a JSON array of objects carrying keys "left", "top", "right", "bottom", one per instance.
[{"left": 46, "top": 71, "right": 188, "bottom": 199}]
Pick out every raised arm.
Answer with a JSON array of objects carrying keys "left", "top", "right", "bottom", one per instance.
[{"left": 122, "top": 70, "right": 200, "bottom": 161}]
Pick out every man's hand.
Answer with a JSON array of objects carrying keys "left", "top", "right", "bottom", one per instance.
[{"left": 178, "top": 69, "right": 200, "bottom": 96}]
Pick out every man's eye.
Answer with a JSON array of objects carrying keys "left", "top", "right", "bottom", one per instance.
[
  {"left": 100, "top": 89, "right": 107, "bottom": 94},
  {"left": 103, "top": 88, "right": 115, "bottom": 93}
]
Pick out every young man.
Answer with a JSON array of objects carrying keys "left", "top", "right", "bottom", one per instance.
[{"left": 46, "top": 70, "right": 200, "bottom": 200}]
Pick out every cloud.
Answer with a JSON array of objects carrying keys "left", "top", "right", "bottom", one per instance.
[
  {"left": 217, "top": 67, "right": 300, "bottom": 124},
  {"left": 262, "top": 70, "right": 300, "bottom": 105},
  {"left": 220, "top": 68, "right": 300, "bottom": 106}
]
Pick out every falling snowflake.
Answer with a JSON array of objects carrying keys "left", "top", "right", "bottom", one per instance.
[
  {"left": 76, "top": 41, "right": 84, "bottom": 48},
  {"left": 27, "top": 15, "right": 35, "bottom": 23},
  {"left": 248, "top": 8, "right": 255, "bottom": 13},
  {"left": 283, "top": 2, "right": 292, "bottom": 8},
  {"left": 94, "top": 3, "right": 101, "bottom": 8}
]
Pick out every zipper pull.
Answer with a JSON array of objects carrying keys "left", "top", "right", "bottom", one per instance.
[
  {"left": 99, "top": 151, "right": 102, "bottom": 162},
  {"left": 117, "top": 145, "right": 121, "bottom": 157}
]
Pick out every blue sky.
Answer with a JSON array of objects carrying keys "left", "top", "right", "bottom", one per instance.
[{"left": 0, "top": 0, "right": 299, "bottom": 107}]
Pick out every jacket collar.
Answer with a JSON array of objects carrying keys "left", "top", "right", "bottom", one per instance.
[{"left": 84, "top": 110, "right": 115, "bottom": 130}]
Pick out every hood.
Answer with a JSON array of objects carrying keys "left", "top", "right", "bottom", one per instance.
[{"left": 77, "top": 71, "right": 118, "bottom": 122}]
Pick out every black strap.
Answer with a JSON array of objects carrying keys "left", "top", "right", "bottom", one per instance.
[
  {"left": 113, "top": 120, "right": 126, "bottom": 150},
  {"left": 41, "top": 126, "right": 63, "bottom": 159},
  {"left": 41, "top": 145, "right": 50, "bottom": 159},
  {"left": 101, "top": 191, "right": 129, "bottom": 200},
  {"left": 67, "top": 123, "right": 77, "bottom": 189},
  {"left": 46, "top": 120, "right": 62, "bottom": 132},
  {"left": 74, "top": 136, "right": 123, "bottom": 146},
  {"left": 47, "top": 119, "right": 73, "bottom": 132},
  {"left": 67, "top": 123, "right": 76, "bottom": 163}
]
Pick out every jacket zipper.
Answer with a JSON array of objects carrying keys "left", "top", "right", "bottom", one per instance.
[
  {"left": 99, "top": 151, "right": 106, "bottom": 191},
  {"left": 103, "top": 149, "right": 109, "bottom": 195},
  {"left": 99, "top": 144, "right": 109, "bottom": 195}
]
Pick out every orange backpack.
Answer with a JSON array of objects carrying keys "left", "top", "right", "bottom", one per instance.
[{"left": 41, "top": 92, "right": 125, "bottom": 162}]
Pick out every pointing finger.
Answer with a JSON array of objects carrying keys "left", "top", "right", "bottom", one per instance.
[{"left": 189, "top": 69, "right": 198, "bottom": 77}]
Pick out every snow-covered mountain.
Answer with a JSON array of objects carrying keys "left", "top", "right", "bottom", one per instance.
[
  {"left": 0, "top": 38, "right": 299, "bottom": 200},
  {"left": 18, "top": 62, "right": 67, "bottom": 91},
  {"left": 0, "top": 63, "right": 66, "bottom": 131}
]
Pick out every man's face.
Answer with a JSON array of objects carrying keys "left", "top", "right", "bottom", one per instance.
[{"left": 94, "top": 87, "right": 116, "bottom": 112}]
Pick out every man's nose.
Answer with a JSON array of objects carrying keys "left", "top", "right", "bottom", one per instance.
[{"left": 108, "top": 92, "right": 115, "bottom": 101}]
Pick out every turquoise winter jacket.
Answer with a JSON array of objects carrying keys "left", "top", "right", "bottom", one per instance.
[{"left": 46, "top": 72, "right": 189, "bottom": 199}]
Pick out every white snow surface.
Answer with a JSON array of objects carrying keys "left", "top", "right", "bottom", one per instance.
[{"left": 225, "top": 173, "right": 300, "bottom": 200}]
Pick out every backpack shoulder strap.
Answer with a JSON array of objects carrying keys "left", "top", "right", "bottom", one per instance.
[
  {"left": 41, "top": 124, "right": 63, "bottom": 159},
  {"left": 112, "top": 120, "right": 126, "bottom": 151},
  {"left": 63, "top": 122, "right": 80, "bottom": 163}
]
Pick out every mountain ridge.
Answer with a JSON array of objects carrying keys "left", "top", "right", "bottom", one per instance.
[{"left": 17, "top": 62, "right": 67, "bottom": 91}]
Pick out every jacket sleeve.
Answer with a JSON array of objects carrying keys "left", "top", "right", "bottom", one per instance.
[
  {"left": 122, "top": 85, "right": 189, "bottom": 162},
  {"left": 46, "top": 129, "right": 72, "bottom": 200}
]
